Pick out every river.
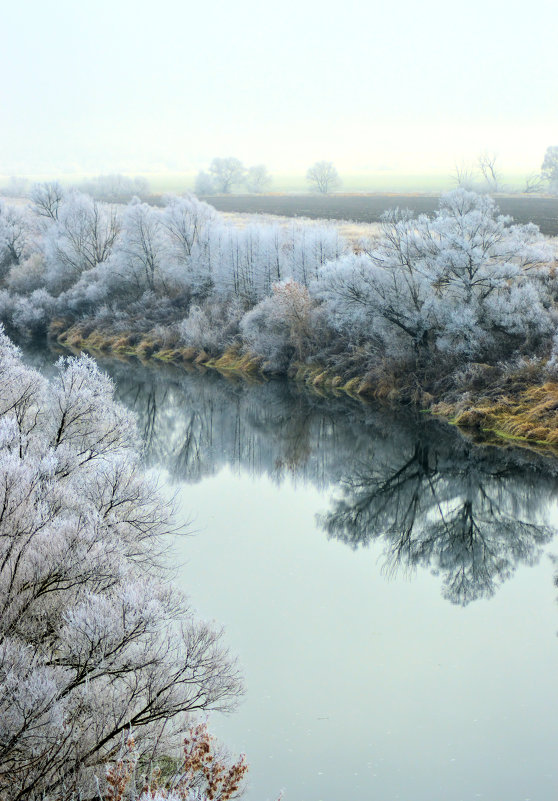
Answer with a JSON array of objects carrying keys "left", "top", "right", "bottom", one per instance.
[{"left": 23, "top": 347, "right": 558, "bottom": 801}]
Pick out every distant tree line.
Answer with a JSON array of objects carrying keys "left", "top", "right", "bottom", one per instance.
[
  {"left": 195, "top": 158, "right": 342, "bottom": 194},
  {"left": 0, "top": 173, "right": 153, "bottom": 203},
  {"left": 3, "top": 146, "right": 558, "bottom": 204},
  {"left": 453, "top": 147, "right": 558, "bottom": 195},
  {"left": 195, "top": 158, "right": 273, "bottom": 194}
]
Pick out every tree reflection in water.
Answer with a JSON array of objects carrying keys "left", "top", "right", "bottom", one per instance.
[
  {"left": 320, "top": 433, "right": 556, "bottom": 604},
  {"left": 46, "top": 353, "right": 558, "bottom": 606}
]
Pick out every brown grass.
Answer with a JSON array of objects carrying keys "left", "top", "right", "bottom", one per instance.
[
  {"left": 52, "top": 323, "right": 268, "bottom": 380},
  {"left": 434, "top": 381, "right": 558, "bottom": 447},
  {"left": 52, "top": 321, "right": 558, "bottom": 451}
]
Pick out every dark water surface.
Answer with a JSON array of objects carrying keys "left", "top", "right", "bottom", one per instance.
[{"left": 24, "top": 348, "right": 558, "bottom": 800}]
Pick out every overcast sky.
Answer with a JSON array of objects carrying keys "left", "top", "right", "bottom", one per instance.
[{"left": 1, "top": 0, "right": 556, "bottom": 177}]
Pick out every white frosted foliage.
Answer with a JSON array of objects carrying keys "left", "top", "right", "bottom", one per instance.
[{"left": 0, "top": 328, "right": 241, "bottom": 801}]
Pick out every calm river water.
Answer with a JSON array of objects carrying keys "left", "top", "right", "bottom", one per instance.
[{"left": 25, "top": 349, "right": 558, "bottom": 801}]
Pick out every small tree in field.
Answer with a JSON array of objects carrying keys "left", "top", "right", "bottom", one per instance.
[
  {"left": 306, "top": 161, "right": 341, "bottom": 194},
  {"left": 477, "top": 151, "right": 501, "bottom": 192},
  {"left": 541, "top": 146, "right": 558, "bottom": 193},
  {"left": 451, "top": 160, "right": 477, "bottom": 190},
  {"left": 246, "top": 165, "right": 272, "bottom": 193},
  {"left": 208, "top": 158, "right": 246, "bottom": 194}
]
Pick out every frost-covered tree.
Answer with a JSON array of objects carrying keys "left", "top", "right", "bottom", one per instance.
[
  {"left": 0, "top": 331, "right": 241, "bottom": 801},
  {"left": 162, "top": 196, "right": 216, "bottom": 258},
  {"left": 306, "top": 161, "right": 341, "bottom": 194},
  {"left": 477, "top": 151, "right": 500, "bottom": 192},
  {"left": 451, "top": 161, "right": 478, "bottom": 190},
  {"left": 541, "top": 146, "right": 558, "bottom": 193},
  {"left": 315, "top": 189, "right": 552, "bottom": 365},
  {"left": 110, "top": 201, "right": 166, "bottom": 295},
  {"left": 43, "top": 192, "right": 121, "bottom": 294},
  {"left": 0, "top": 202, "right": 32, "bottom": 277},
  {"left": 30, "top": 181, "right": 65, "bottom": 221},
  {"left": 245, "top": 164, "right": 272, "bottom": 193},
  {"left": 522, "top": 172, "right": 545, "bottom": 194},
  {"left": 208, "top": 158, "right": 246, "bottom": 194}
]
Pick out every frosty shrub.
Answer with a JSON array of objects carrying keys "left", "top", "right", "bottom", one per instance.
[
  {"left": 10, "top": 288, "right": 56, "bottom": 338},
  {"left": 179, "top": 300, "right": 243, "bottom": 355},
  {"left": 6, "top": 253, "right": 47, "bottom": 295},
  {"left": 241, "top": 280, "right": 328, "bottom": 370}
]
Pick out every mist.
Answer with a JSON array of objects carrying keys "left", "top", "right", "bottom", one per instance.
[{"left": 1, "top": 0, "right": 556, "bottom": 183}]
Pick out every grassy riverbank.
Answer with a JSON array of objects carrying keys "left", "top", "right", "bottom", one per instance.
[
  {"left": 53, "top": 321, "right": 364, "bottom": 395},
  {"left": 433, "top": 382, "right": 558, "bottom": 447},
  {"left": 51, "top": 319, "right": 558, "bottom": 454}
]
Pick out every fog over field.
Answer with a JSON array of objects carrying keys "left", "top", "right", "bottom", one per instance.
[{"left": 1, "top": 0, "right": 556, "bottom": 185}]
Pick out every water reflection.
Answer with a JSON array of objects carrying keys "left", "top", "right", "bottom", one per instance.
[
  {"left": 24, "top": 347, "right": 557, "bottom": 801},
  {"left": 320, "top": 434, "right": 555, "bottom": 604},
  {"left": 30, "top": 349, "right": 558, "bottom": 606}
]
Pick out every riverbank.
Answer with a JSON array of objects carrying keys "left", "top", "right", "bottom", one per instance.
[
  {"left": 3, "top": 186, "right": 556, "bottom": 457},
  {"left": 432, "top": 381, "right": 558, "bottom": 448},
  {"left": 51, "top": 319, "right": 558, "bottom": 455}
]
